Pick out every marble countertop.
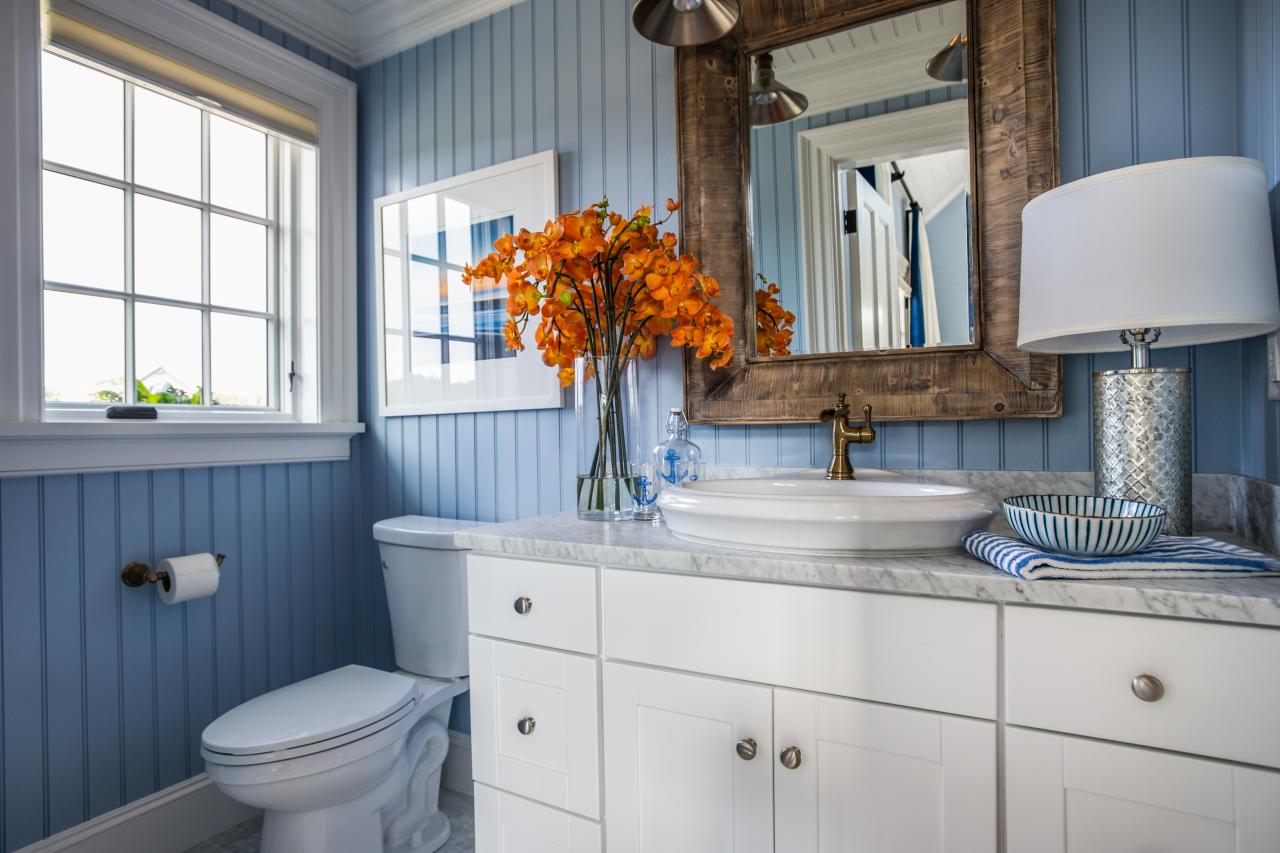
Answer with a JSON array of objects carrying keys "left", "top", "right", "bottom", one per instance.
[{"left": 455, "top": 513, "right": 1280, "bottom": 627}]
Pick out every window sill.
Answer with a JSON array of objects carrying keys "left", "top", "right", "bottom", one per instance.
[{"left": 0, "top": 420, "right": 365, "bottom": 477}]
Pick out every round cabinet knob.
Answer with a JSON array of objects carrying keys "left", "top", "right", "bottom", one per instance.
[
  {"left": 516, "top": 716, "right": 536, "bottom": 735},
  {"left": 779, "top": 746, "right": 802, "bottom": 770},
  {"left": 1131, "top": 673, "right": 1165, "bottom": 702},
  {"left": 513, "top": 596, "right": 533, "bottom": 615},
  {"left": 735, "top": 738, "right": 757, "bottom": 761}
]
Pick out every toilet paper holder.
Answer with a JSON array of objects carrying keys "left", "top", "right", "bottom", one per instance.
[{"left": 122, "top": 554, "right": 226, "bottom": 591}]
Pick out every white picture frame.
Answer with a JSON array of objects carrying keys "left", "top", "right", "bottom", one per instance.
[{"left": 373, "top": 150, "right": 562, "bottom": 417}]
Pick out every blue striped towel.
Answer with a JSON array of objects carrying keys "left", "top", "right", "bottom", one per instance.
[{"left": 964, "top": 531, "right": 1280, "bottom": 580}]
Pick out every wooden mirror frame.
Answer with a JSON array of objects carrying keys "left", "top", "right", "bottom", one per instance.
[{"left": 678, "top": 0, "right": 1061, "bottom": 423}]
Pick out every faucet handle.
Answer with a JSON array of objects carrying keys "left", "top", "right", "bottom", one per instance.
[
  {"left": 861, "top": 403, "right": 873, "bottom": 430},
  {"left": 819, "top": 393, "right": 850, "bottom": 423}
]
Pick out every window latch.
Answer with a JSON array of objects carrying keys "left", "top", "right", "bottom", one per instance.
[{"left": 287, "top": 361, "right": 298, "bottom": 392}]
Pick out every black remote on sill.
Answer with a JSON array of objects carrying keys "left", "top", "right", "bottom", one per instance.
[{"left": 105, "top": 405, "right": 158, "bottom": 420}]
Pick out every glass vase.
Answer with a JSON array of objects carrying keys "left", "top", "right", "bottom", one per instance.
[{"left": 575, "top": 355, "right": 639, "bottom": 521}]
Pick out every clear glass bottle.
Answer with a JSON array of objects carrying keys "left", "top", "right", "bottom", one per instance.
[{"left": 653, "top": 408, "right": 703, "bottom": 488}]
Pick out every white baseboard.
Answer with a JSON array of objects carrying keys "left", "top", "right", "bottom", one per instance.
[
  {"left": 443, "top": 730, "right": 473, "bottom": 797},
  {"left": 19, "top": 733, "right": 475, "bottom": 853},
  {"left": 14, "top": 773, "right": 258, "bottom": 853}
]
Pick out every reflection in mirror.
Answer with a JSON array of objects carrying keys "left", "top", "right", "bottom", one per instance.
[{"left": 749, "top": 0, "right": 974, "bottom": 358}]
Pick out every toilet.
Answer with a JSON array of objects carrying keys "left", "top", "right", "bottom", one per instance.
[{"left": 201, "top": 516, "right": 481, "bottom": 853}]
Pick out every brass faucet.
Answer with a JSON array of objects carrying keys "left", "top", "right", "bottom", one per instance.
[{"left": 819, "top": 394, "right": 876, "bottom": 480}]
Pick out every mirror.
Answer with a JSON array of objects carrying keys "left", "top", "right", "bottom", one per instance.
[{"left": 748, "top": 1, "right": 973, "bottom": 358}]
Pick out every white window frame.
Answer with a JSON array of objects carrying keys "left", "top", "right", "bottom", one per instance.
[{"left": 0, "top": 0, "right": 361, "bottom": 476}]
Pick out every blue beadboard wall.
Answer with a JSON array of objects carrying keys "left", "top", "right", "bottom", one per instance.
[
  {"left": 1239, "top": 0, "right": 1280, "bottom": 481},
  {"left": 0, "top": 9, "right": 371, "bottom": 852},
  {"left": 356, "top": 0, "right": 1266, "bottom": 551}
]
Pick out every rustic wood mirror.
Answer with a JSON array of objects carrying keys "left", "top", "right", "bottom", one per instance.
[{"left": 678, "top": 0, "right": 1060, "bottom": 423}]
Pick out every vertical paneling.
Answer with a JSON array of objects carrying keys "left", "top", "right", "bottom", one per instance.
[
  {"left": 0, "top": 459, "right": 366, "bottom": 851},
  {"left": 0, "top": 9, "right": 372, "bottom": 851},
  {"left": 355, "top": 0, "right": 1259, "bottom": 588},
  {"left": 1238, "top": 0, "right": 1280, "bottom": 481}
]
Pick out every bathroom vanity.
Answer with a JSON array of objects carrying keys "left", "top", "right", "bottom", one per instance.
[{"left": 458, "top": 514, "right": 1280, "bottom": 853}]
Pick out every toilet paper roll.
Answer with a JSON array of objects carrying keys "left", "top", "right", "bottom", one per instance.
[{"left": 157, "top": 553, "right": 221, "bottom": 604}]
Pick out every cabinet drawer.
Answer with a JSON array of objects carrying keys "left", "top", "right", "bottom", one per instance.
[
  {"left": 1006, "top": 607, "right": 1280, "bottom": 767},
  {"left": 470, "top": 637, "right": 601, "bottom": 819},
  {"left": 474, "top": 784, "right": 602, "bottom": 853},
  {"left": 602, "top": 569, "right": 997, "bottom": 719},
  {"left": 468, "top": 554, "right": 597, "bottom": 654}
]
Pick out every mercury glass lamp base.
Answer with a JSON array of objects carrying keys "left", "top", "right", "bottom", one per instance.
[{"left": 1092, "top": 367, "right": 1192, "bottom": 535}]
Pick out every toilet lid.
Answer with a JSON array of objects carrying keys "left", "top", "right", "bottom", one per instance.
[{"left": 202, "top": 665, "right": 419, "bottom": 756}]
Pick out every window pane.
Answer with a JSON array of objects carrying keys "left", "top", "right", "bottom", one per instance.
[
  {"left": 41, "top": 53, "right": 123, "bottom": 178},
  {"left": 444, "top": 197, "right": 471, "bottom": 265},
  {"left": 407, "top": 195, "right": 438, "bottom": 260},
  {"left": 211, "top": 313, "right": 267, "bottom": 407},
  {"left": 382, "top": 203, "right": 402, "bottom": 251},
  {"left": 134, "top": 195, "right": 201, "bottom": 302},
  {"left": 135, "top": 303, "right": 203, "bottom": 404},
  {"left": 43, "top": 291, "right": 124, "bottom": 403},
  {"left": 133, "top": 87, "right": 201, "bottom": 199},
  {"left": 410, "top": 260, "right": 441, "bottom": 335},
  {"left": 210, "top": 115, "right": 266, "bottom": 217},
  {"left": 43, "top": 171, "right": 124, "bottom": 290},
  {"left": 211, "top": 214, "right": 267, "bottom": 311},
  {"left": 445, "top": 268, "right": 474, "bottom": 337}
]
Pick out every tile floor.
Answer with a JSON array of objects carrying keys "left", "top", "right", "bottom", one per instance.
[{"left": 183, "top": 789, "right": 475, "bottom": 853}]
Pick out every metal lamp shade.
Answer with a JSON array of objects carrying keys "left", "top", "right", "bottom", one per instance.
[
  {"left": 631, "top": 0, "right": 740, "bottom": 46},
  {"left": 926, "top": 33, "right": 968, "bottom": 82},
  {"left": 749, "top": 53, "right": 808, "bottom": 125}
]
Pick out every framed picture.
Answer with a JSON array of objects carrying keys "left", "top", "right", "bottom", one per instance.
[{"left": 373, "top": 150, "right": 562, "bottom": 416}]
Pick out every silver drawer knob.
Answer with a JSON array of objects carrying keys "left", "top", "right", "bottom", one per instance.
[
  {"left": 516, "top": 716, "right": 536, "bottom": 735},
  {"left": 1131, "top": 673, "right": 1165, "bottom": 702},
  {"left": 735, "top": 738, "right": 757, "bottom": 761},
  {"left": 779, "top": 746, "right": 802, "bottom": 770},
  {"left": 513, "top": 596, "right": 533, "bottom": 615}
]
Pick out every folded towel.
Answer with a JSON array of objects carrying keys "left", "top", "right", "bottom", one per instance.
[{"left": 964, "top": 531, "right": 1280, "bottom": 580}]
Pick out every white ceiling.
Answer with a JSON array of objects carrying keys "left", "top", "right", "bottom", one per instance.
[
  {"left": 768, "top": 0, "right": 966, "bottom": 116},
  {"left": 227, "top": 0, "right": 522, "bottom": 67},
  {"left": 893, "top": 148, "right": 969, "bottom": 220}
]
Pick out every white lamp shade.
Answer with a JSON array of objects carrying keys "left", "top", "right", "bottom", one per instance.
[{"left": 1018, "top": 156, "right": 1280, "bottom": 353}]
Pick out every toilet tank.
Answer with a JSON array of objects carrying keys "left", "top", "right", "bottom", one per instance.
[{"left": 372, "top": 516, "right": 486, "bottom": 679}]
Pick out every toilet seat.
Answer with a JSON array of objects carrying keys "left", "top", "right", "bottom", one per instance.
[{"left": 202, "top": 665, "right": 420, "bottom": 767}]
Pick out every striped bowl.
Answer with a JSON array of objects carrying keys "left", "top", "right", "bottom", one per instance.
[{"left": 1003, "top": 494, "right": 1167, "bottom": 557}]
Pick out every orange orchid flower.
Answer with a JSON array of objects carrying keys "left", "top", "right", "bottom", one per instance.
[
  {"left": 754, "top": 274, "right": 795, "bottom": 357},
  {"left": 462, "top": 197, "right": 735, "bottom": 387}
]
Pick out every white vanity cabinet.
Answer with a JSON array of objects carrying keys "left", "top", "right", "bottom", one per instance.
[
  {"left": 602, "top": 663, "right": 774, "bottom": 853},
  {"left": 465, "top": 550, "right": 1280, "bottom": 853},
  {"left": 1006, "top": 728, "right": 1280, "bottom": 853}
]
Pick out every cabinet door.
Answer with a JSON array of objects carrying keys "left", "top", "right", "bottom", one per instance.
[
  {"left": 474, "top": 784, "right": 601, "bottom": 853},
  {"left": 603, "top": 662, "right": 773, "bottom": 853},
  {"left": 773, "top": 688, "right": 996, "bottom": 852},
  {"left": 1006, "top": 727, "right": 1280, "bottom": 853},
  {"left": 470, "top": 637, "right": 600, "bottom": 818}
]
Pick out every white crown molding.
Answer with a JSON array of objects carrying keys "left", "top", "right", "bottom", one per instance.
[
  {"left": 226, "top": 0, "right": 360, "bottom": 66},
  {"left": 224, "top": 0, "right": 522, "bottom": 68}
]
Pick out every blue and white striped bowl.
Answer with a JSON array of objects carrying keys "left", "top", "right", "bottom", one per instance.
[{"left": 1003, "top": 494, "right": 1167, "bottom": 557}]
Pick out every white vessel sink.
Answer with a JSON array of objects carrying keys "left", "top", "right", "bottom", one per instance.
[{"left": 657, "top": 473, "right": 998, "bottom": 555}]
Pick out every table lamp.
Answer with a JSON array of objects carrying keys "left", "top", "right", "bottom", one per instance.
[{"left": 1019, "top": 157, "right": 1280, "bottom": 535}]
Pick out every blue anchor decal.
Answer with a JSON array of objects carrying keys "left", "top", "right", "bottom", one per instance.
[
  {"left": 634, "top": 475, "right": 657, "bottom": 507},
  {"left": 659, "top": 449, "right": 687, "bottom": 485}
]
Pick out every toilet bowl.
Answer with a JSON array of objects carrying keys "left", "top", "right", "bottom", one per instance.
[{"left": 202, "top": 517, "right": 484, "bottom": 853}]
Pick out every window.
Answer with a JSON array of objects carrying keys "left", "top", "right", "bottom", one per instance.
[
  {"left": 0, "top": 0, "right": 359, "bottom": 477},
  {"left": 40, "top": 48, "right": 315, "bottom": 415}
]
